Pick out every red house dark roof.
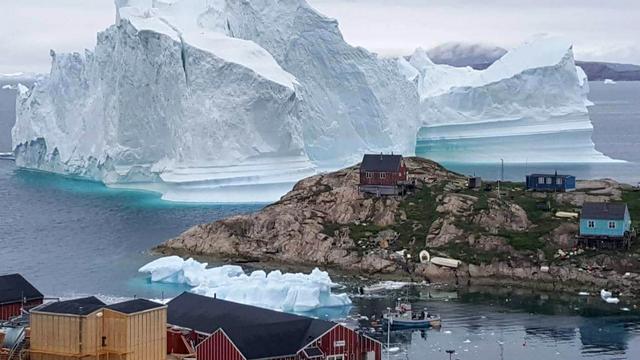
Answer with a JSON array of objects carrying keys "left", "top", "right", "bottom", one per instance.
[
  {"left": 360, "top": 154, "right": 403, "bottom": 172},
  {"left": 0, "top": 274, "right": 44, "bottom": 305},
  {"left": 167, "top": 292, "right": 336, "bottom": 360}
]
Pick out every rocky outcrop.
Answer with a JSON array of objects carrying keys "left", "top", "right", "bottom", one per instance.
[{"left": 159, "top": 157, "right": 640, "bottom": 297}]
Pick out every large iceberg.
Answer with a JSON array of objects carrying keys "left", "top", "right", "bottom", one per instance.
[
  {"left": 138, "top": 256, "right": 352, "bottom": 312},
  {"left": 12, "top": 0, "right": 612, "bottom": 203},
  {"left": 409, "top": 37, "right": 611, "bottom": 164}
]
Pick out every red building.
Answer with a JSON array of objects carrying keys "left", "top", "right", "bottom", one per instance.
[
  {"left": 167, "top": 292, "right": 381, "bottom": 360},
  {"left": 0, "top": 273, "right": 44, "bottom": 321},
  {"left": 359, "top": 154, "right": 407, "bottom": 195}
]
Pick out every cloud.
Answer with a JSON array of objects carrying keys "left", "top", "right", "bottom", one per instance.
[
  {"left": 308, "top": 0, "right": 640, "bottom": 64},
  {"left": 0, "top": 0, "right": 114, "bottom": 74},
  {"left": 0, "top": 0, "right": 638, "bottom": 74}
]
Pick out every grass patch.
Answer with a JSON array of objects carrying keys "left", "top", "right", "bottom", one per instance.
[
  {"left": 622, "top": 189, "right": 640, "bottom": 230},
  {"left": 498, "top": 230, "right": 545, "bottom": 251},
  {"left": 436, "top": 242, "right": 509, "bottom": 264},
  {"left": 392, "top": 184, "right": 442, "bottom": 256}
]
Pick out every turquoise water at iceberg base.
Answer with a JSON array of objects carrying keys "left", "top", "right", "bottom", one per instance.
[{"left": 1, "top": 82, "right": 640, "bottom": 359}]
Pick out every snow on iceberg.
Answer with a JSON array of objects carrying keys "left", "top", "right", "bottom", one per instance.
[
  {"left": 12, "top": 1, "right": 613, "bottom": 203},
  {"left": 138, "top": 256, "right": 352, "bottom": 312}
]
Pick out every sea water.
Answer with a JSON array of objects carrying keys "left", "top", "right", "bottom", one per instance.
[{"left": 1, "top": 82, "right": 640, "bottom": 358}]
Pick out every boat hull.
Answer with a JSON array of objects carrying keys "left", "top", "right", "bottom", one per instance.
[{"left": 383, "top": 318, "right": 441, "bottom": 329}]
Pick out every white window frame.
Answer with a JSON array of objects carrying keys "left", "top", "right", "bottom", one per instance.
[
  {"left": 365, "top": 172, "right": 373, "bottom": 179},
  {"left": 556, "top": 177, "right": 563, "bottom": 185},
  {"left": 546, "top": 177, "right": 552, "bottom": 185},
  {"left": 588, "top": 220, "right": 595, "bottom": 228},
  {"left": 538, "top": 177, "right": 544, "bottom": 184},
  {"left": 379, "top": 173, "right": 386, "bottom": 179},
  {"left": 609, "top": 221, "right": 616, "bottom": 229},
  {"left": 327, "top": 355, "right": 345, "bottom": 360}
]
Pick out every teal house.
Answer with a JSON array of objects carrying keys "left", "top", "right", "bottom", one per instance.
[{"left": 579, "top": 202, "right": 632, "bottom": 238}]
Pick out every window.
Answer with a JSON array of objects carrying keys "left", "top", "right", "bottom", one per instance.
[
  {"left": 546, "top": 177, "right": 552, "bottom": 185},
  {"left": 327, "top": 356, "right": 345, "bottom": 360},
  {"left": 588, "top": 220, "right": 595, "bottom": 228},
  {"left": 609, "top": 221, "right": 616, "bottom": 229},
  {"left": 365, "top": 172, "right": 372, "bottom": 179},
  {"left": 379, "top": 173, "right": 386, "bottom": 179},
  {"left": 556, "top": 177, "right": 563, "bottom": 185},
  {"left": 538, "top": 177, "right": 544, "bottom": 184}
]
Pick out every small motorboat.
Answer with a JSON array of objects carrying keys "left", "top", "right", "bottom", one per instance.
[{"left": 382, "top": 299, "right": 441, "bottom": 329}]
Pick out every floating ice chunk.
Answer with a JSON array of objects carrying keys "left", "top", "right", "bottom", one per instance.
[
  {"left": 604, "top": 79, "right": 616, "bottom": 84},
  {"left": 600, "top": 289, "right": 620, "bottom": 304},
  {"left": 139, "top": 256, "right": 351, "bottom": 312},
  {"left": 1, "top": 85, "right": 13, "bottom": 90},
  {"left": 600, "top": 289, "right": 612, "bottom": 299}
]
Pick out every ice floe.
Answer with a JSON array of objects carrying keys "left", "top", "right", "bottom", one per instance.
[{"left": 139, "top": 256, "right": 352, "bottom": 312}]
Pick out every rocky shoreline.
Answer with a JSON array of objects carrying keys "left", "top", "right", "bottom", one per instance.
[{"left": 157, "top": 157, "right": 640, "bottom": 298}]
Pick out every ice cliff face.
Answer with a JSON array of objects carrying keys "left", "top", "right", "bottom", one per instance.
[
  {"left": 12, "top": 0, "right": 611, "bottom": 202},
  {"left": 408, "top": 36, "right": 610, "bottom": 163}
]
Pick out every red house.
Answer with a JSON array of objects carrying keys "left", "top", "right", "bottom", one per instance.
[
  {"left": 167, "top": 292, "right": 381, "bottom": 360},
  {"left": 359, "top": 154, "right": 407, "bottom": 195},
  {"left": 0, "top": 273, "right": 44, "bottom": 321}
]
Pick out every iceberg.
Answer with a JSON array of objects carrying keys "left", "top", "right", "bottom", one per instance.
[
  {"left": 408, "top": 36, "right": 611, "bottom": 164},
  {"left": 138, "top": 256, "right": 352, "bottom": 312},
  {"left": 12, "top": 1, "right": 612, "bottom": 203}
]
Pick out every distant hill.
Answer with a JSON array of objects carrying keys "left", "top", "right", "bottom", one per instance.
[
  {"left": 427, "top": 42, "right": 640, "bottom": 80},
  {"left": 575, "top": 61, "right": 640, "bottom": 81},
  {"left": 427, "top": 42, "right": 506, "bottom": 70}
]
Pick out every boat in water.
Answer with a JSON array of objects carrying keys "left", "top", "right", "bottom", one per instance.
[{"left": 382, "top": 300, "right": 441, "bottom": 329}]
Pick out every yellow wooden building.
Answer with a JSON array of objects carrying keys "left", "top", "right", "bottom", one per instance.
[{"left": 30, "top": 297, "right": 166, "bottom": 360}]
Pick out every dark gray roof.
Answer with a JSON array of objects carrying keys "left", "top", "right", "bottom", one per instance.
[
  {"left": 167, "top": 292, "right": 335, "bottom": 360},
  {"left": 0, "top": 274, "right": 44, "bottom": 305},
  {"left": 36, "top": 296, "right": 105, "bottom": 316},
  {"left": 528, "top": 173, "right": 574, "bottom": 178},
  {"left": 581, "top": 202, "right": 628, "bottom": 220},
  {"left": 360, "top": 154, "right": 403, "bottom": 172},
  {"left": 106, "top": 299, "right": 165, "bottom": 314}
]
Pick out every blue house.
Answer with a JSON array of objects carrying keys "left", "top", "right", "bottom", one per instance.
[
  {"left": 579, "top": 202, "right": 632, "bottom": 238},
  {"left": 526, "top": 173, "right": 576, "bottom": 192}
]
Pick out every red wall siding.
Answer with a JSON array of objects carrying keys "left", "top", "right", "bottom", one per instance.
[
  {"left": 360, "top": 162, "right": 407, "bottom": 187},
  {"left": 0, "top": 299, "right": 43, "bottom": 321},
  {"left": 196, "top": 330, "right": 245, "bottom": 360},
  {"left": 167, "top": 328, "right": 197, "bottom": 355},
  {"left": 311, "top": 325, "right": 381, "bottom": 360}
]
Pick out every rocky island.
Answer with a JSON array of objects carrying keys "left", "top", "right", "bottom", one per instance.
[{"left": 157, "top": 158, "right": 640, "bottom": 298}]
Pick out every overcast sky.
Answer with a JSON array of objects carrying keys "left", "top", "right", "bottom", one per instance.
[{"left": 1, "top": 0, "right": 638, "bottom": 74}]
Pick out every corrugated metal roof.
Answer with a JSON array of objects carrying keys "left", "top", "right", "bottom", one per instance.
[
  {"left": 360, "top": 154, "right": 403, "bottom": 172},
  {"left": 0, "top": 274, "right": 44, "bottom": 305},
  {"left": 167, "top": 292, "right": 335, "bottom": 360},
  {"left": 581, "top": 202, "right": 628, "bottom": 220}
]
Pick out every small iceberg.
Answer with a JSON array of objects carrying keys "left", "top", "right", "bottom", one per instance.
[
  {"left": 360, "top": 280, "right": 413, "bottom": 294},
  {"left": 600, "top": 289, "right": 620, "bottom": 304},
  {"left": 578, "top": 291, "right": 590, "bottom": 296},
  {"left": 139, "top": 256, "right": 352, "bottom": 312},
  {"left": 603, "top": 78, "right": 617, "bottom": 84}
]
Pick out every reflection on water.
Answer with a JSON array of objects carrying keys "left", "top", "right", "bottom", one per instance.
[{"left": 345, "top": 285, "right": 640, "bottom": 360}]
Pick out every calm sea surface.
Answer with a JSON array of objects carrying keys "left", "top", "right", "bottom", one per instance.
[{"left": 1, "top": 81, "right": 640, "bottom": 359}]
